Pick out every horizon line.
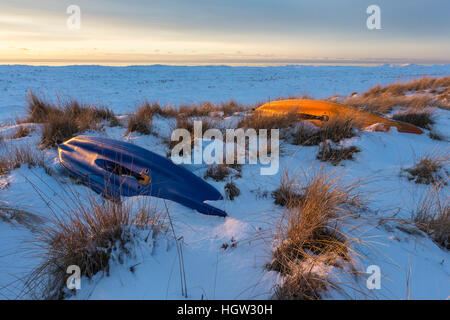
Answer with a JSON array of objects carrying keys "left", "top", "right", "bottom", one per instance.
[{"left": 1, "top": 58, "right": 450, "bottom": 68}]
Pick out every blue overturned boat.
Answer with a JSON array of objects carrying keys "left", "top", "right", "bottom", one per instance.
[{"left": 58, "top": 135, "right": 226, "bottom": 217}]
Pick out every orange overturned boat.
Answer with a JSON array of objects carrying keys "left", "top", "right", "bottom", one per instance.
[{"left": 256, "top": 99, "right": 423, "bottom": 134}]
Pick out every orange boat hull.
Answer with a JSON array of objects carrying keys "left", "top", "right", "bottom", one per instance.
[{"left": 256, "top": 99, "right": 423, "bottom": 134}]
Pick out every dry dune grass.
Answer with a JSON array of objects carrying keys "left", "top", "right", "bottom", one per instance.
[
  {"left": 127, "top": 101, "right": 197, "bottom": 135},
  {"left": 12, "top": 126, "right": 32, "bottom": 139},
  {"left": 268, "top": 169, "right": 364, "bottom": 299},
  {"left": 0, "top": 203, "right": 43, "bottom": 232},
  {"left": 202, "top": 151, "right": 243, "bottom": 182},
  {"left": 204, "top": 164, "right": 231, "bottom": 182},
  {"left": 344, "top": 92, "right": 440, "bottom": 114},
  {"left": 0, "top": 158, "right": 9, "bottom": 177},
  {"left": 224, "top": 181, "right": 240, "bottom": 200},
  {"left": 0, "top": 144, "right": 45, "bottom": 177},
  {"left": 319, "top": 115, "right": 360, "bottom": 142},
  {"left": 26, "top": 194, "right": 164, "bottom": 299},
  {"left": 317, "top": 142, "right": 360, "bottom": 165},
  {"left": 291, "top": 124, "right": 322, "bottom": 146},
  {"left": 342, "top": 76, "right": 450, "bottom": 113},
  {"left": 127, "top": 101, "right": 193, "bottom": 135},
  {"left": 127, "top": 114, "right": 152, "bottom": 135},
  {"left": 392, "top": 109, "right": 435, "bottom": 129},
  {"left": 273, "top": 264, "right": 329, "bottom": 300},
  {"left": 127, "top": 103, "right": 157, "bottom": 135},
  {"left": 292, "top": 114, "right": 359, "bottom": 146},
  {"left": 179, "top": 102, "right": 217, "bottom": 117},
  {"left": 428, "top": 130, "right": 445, "bottom": 141},
  {"left": 413, "top": 183, "right": 449, "bottom": 250},
  {"left": 220, "top": 100, "right": 245, "bottom": 116},
  {"left": 40, "top": 113, "right": 79, "bottom": 148},
  {"left": 129, "top": 100, "right": 245, "bottom": 120},
  {"left": 237, "top": 110, "right": 297, "bottom": 133},
  {"left": 272, "top": 172, "right": 304, "bottom": 207},
  {"left": 404, "top": 152, "right": 449, "bottom": 185},
  {"left": 361, "top": 76, "right": 450, "bottom": 97},
  {"left": 179, "top": 100, "right": 245, "bottom": 117},
  {"left": 135, "top": 101, "right": 178, "bottom": 119},
  {"left": 22, "top": 91, "right": 118, "bottom": 148}
]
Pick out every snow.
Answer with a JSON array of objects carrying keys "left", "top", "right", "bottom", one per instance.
[
  {"left": 0, "top": 64, "right": 449, "bottom": 300},
  {"left": 1, "top": 64, "right": 450, "bottom": 122}
]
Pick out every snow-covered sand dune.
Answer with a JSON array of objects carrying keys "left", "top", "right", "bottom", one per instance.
[{"left": 0, "top": 65, "right": 449, "bottom": 300}]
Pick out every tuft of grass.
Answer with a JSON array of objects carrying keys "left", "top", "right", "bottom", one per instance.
[
  {"left": 404, "top": 155, "right": 448, "bottom": 185},
  {"left": 268, "top": 169, "right": 363, "bottom": 299},
  {"left": 127, "top": 105, "right": 154, "bottom": 135},
  {"left": 127, "top": 102, "right": 182, "bottom": 135},
  {"left": 27, "top": 195, "right": 164, "bottom": 299},
  {"left": 23, "top": 91, "right": 118, "bottom": 148},
  {"left": 317, "top": 142, "right": 360, "bottom": 165},
  {"left": 0, "top": 144, "right": 45, "bottom": 176},
  {"left": 273, "top": 265, "right": 328, "bottom": 300},
  {"left": 0, "top": 203, "right": 43, "bottom": 231},
  {"left": 127, "top": 115, "right": 152, "bottom": 135},
  {"left": 392, "top": 110, "right": 435, "bottom": 129},
  {"left": 0, "top": 158, "right": 8, "bottom": 176},
  {"left": 137, "top": 101, "right": 178, "bottom": 118},
  {"left": 237, "top": 111, "right": 297, "bottom": 132},
  {"left": 291, "top": 124, "right": 322, "bottom": 146},
  {"left": 220, "top": 100, "right": 245, "bottom": 116},
  {"left": 179, "top": 102, "right": 215, "bottom": 117},
  {"left": 24, "top": 91, "right": 55, "bottom": 123},
  {"left": 41, "top": 113, "right": 79, "bottom": 148},
  {"left": 272, "top": 172, "right": 304, "bottom": 207},
  {"left": 292, "top": 115, "right": 359, "bottom": 146},
  {"left": 225, "top": 181, "right": 240, "bottom": 200},
  {"left": 12, "top": 126, "right": 32, "bottom": 139},
  {"left": 413, "top": 184, "right": 449, "bottom": 250},
  {"left": 178, "top": 101, "right": 245, "bottom": 118},
  {"left": 428, "top": 131, "right": 445, "bottom": 141},
  {"left": 108, "top": 116, "right": 121, "bottom": 127},
  {"left": 319, "top": 115, "right": 359, "bottom": 143},
  {"left": 204, "top": 164, "right": 230, "bottom": 182}
]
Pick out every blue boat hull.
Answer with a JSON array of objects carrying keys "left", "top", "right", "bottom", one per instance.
[{"left": 58, "top": 135, "right": 226, "bottom": 217}]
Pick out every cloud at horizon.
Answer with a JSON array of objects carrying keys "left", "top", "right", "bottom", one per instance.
[{"left": 1, "top": 0, "right": 449, "bottom": 65}]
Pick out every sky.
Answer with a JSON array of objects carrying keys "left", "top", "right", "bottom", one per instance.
[{"left": 1, "top": 0, "right": 449, "bottom": 65}]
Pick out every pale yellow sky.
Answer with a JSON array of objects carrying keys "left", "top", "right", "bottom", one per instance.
[{"left": 1, "top": 0, "right": 449, "bottom": 65}]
